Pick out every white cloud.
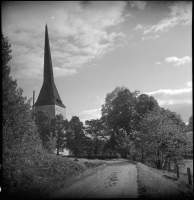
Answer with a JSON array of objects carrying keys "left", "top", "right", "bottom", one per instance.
[
  {"left": 130, "top": 1, "right": 147, "bottom": 10},
  {"left": 156, "top": 62, "right": 161, "bottom": 65},
  {"left": 142, "top": 35, "right": 159, "bottom": 40},
  {"left": 165, "top": 56, "right": 191, "bottom": 66},
  {"left": 143, "top": 2, "right": 191, "bottom": 35},
  {"left": 146, "top": 82, "right": 192, "bottom": 107},
  {"left": 134, "top": 24, "right": 144, "bottom": 31},
  {"left": 155, "top": 61, "right": 162, "bottom": 67},
  {"left": 3, "top": 1, "right": 128, "bottom": 80},
  {"left": 168, "top": 1, "right": 192, "bottom": 25},
  {"left": 186, "top": 81, "right": 192, "bottom": 87},
  {"left": 147, "top": 87, "right": 191, "bottom": 96},
  {"left": 79, "top": 108, "right": 101, "bottom": 123},
  {"left": 53, "top": 67, "right": 77, "bottom": 77}
]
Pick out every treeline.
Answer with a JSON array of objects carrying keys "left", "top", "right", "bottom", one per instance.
[
  {"left": 34, "top": 87, "right": 193, "bottom": 169},
  {"left": 2, "top": 34, "right": 193, "bottom": 174}
]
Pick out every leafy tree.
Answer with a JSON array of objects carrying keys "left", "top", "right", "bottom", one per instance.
[
  {"left": 2, "top": 35, "right": 43, "bottom": 197},
  {"left": 185, "top": 115, "right": 193, "bottom": 154},
  {"left": 115, "top": 129, "right": 133, "bottom": 158},
  {"left": 138, "top": 108, "right": 190, "bottom": 169},
  {"left": 51, "top": 114, "right": 69, "bottom": 155},
  {"left": 103, "top": 131, "right": 118, "bottom": 156},
  {"left": 101, "top": 86, "right": 127, "bottom": 116},
  {"left": 187, "top": 115, "right": 193, "bottom": 132},
  {"left": 134, "top": 94, "right": 159, "bottom": 131},
  {"left": 85, "top": 119, "right": 105, "bottom": 156},
  {"left": 102, "top": 87, "right": 137, "bottom": 135},
  {"left": 2, "top": 34, "right": 41, "bottom": 161},
  {"left": 162, "top": 108, "right": 186, "bottom": 131},
  {"left": 34, "top": 110, "right": 53, "bottom": 152},
  {"left": 66, "top": 116, "right": 85, "bottom": 156},
  {"left": 101, "top": 87, "right": 159, "bottom": 156},
  {"left": 81, "top": 135, "right": 94, "bottom": 156}
]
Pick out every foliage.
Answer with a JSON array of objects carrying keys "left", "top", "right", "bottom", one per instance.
[
  {"left": 115, "top": 129, "right": 134, "bottom": 158},
  {"left": 135, "top": 94, "right": 159, "bottom": 131},
  {"left": 137, "top": 107, "right": 190, "bottom": 169},
  {"left": 51, "top": 114, "right": 69, "bottom": 155},
  {"left": 136, "top": 162, "right": 191, "bottom": 198},
  {"left": 101, "top": 86, "right": 159, "bottom": 156},
  {"left": 85, "top": 119, "right": 105, "bottom": 156},
  {"left": 102, "top": 87, "right": 138, "bottom": 134},
  {"left": 187, "top": 115, "right": 193, "bottom": 132},
  {"left": 2, "top": 35, "right": 44, "bottom": 197},
  {"left": 34, "top": 110, "right": 54, "bottom": 152},
  {"left": 66, "top": 116, "right": 86, "bottom": 156},
  {"left": 2, "top": 34, "right": 42, "bottom": 160},
  {"left": 81, "top": 136, "right": 94, "bottom": 156}
]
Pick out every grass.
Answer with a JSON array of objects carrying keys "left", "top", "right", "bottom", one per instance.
[
  {"left": 2, "top": 150, "right": 106, "bottom": 198},
  {"left": 136, "top": 162, "right": 193, "bottom": 198}
]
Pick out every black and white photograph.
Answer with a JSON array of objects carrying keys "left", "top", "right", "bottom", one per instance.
[{"left": 2, "top": 1, "right": 193, "bottom": 198}]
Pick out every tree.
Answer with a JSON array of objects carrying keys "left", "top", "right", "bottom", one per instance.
[
  {"left": 2, "top": 34, "right": 17, "bottom": 133},
  {"left": 102, "top": 87, "right": 137, "bottom": 135},
  {"left": 66, "top": 116, "right": 85, "bottom": 156},
  {"left": 115, "top": 129, "right": 133, "bottom": 158},
  {"left": 162, "top": 108, "right": 186, "bottom": 132},
  {"left": 34, "top": 110, "right": 53, "bottom": 152},
  {"left": 51, "top": 114, "right": 69, "bottom": 155},
  {"left": 81, "top": 135, "right": 94, "bottom": 156},
  {"left": 101, "top": 86, "right": 127, "bottom": 116},
  {"left": 186, "top": 115, "right": 193, "bottom": 154},
  {"left": 134, "top": 94, "right": 159, "bottom": 131},
  {"left": 101, "top": 87, "right": 158, "bottom": 156},
  {"left": 2, "top": 35, "right": 41, "bottom": 160},
  {"left": 187, "top": 115, "right": 193, "bottom": 132},
  {"left": 138, "top": 107, "right": 190, "bottom": 169},
  {"left": 85, "top": 119, "right": 105, "bottom": 156}
]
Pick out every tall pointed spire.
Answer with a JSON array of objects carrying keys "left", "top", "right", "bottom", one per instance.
[
  {"left": 34, "top": 25, "right": 65, "bottom": 108},
  {"left": 44, "top": 24, "right": 54, "bottom": 83}
]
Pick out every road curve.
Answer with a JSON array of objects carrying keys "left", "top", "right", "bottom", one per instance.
[{"left": 51, "top": 160, "right": 138, "bottom": 198}]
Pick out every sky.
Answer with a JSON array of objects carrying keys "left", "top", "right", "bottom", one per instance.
[{"left": 2, "top": 1, "right": 192, "bottom": 124}]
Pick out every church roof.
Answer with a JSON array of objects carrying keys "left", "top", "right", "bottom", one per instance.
[{"left": 34, "top": 25, "right": 66, "bottom": 108}]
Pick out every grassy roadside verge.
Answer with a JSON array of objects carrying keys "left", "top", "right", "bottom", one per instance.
[
  {"left": 2, "top": 151, "right": 106, "bottom": 198},
  {"left": 136, "top": 162, "right": 193, "bottom": 198}
]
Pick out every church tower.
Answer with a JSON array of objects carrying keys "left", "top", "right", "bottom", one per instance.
[{"left": 34, "top": 25, "right": 66, "bottom": 119}]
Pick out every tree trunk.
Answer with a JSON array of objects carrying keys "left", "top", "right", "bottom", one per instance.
[
  {"left": 57, "top": 148, "right": 60, "bottom": 155},
  {"left": 161, "top": 157, "right": 167, "bottom": 170},
  {"left": 141, "top": 146, "right": 144, "bottom": 163},
  {"left": 157, "top": 149, "right": 161, "bottom": 169}
]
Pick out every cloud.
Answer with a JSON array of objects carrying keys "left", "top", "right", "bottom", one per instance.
[
  {"left": 79, "top": 108, "right": 101, "bottom": 123},
  {"left": 134, "top": 24, "right": 144, "bottom": 31},
  {"left": 186, "top": 81, "right": 192, "bottom": 87},
  {"left": 143, "top": 2, "right": 192, "bottom": 35},
  {"left": 130, "top": 1, "right": 147, "bottom": 10},
  {"left": 146, "top": 81, "right": 192, "bottom": 107},
  {"left": 53, "top": 67, "right": 77, "bottom": 77},
  {"left": 155, "top": 61, "right": 162, "bottom": 67},
  {"left": 165, "top": 56, "right": 191, "bottom": 66},
  {"left": 142, "top": 35, "right": 159, "bottom": 40},
  {"left": 2, "top": 1, "right": 128, "bottom": 80},
  {"left": 168, "top": 1, "right": 192, "bottom": 25}
]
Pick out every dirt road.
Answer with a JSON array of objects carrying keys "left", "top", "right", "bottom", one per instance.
[{"left": 51, "top": 160, "right": 138, "bottom": 198}]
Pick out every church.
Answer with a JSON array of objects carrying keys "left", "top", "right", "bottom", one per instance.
[{"left": 33, "top": 25, "right": 70, "bottom": 155}]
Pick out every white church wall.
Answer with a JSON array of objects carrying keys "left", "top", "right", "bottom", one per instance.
[{"left": 55, "top": 105, "right": 66, "bottom": 119}]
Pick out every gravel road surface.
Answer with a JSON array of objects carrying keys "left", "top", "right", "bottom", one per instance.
[{"left": 51, "top": 160, "right": 138, "bottom": 198}]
